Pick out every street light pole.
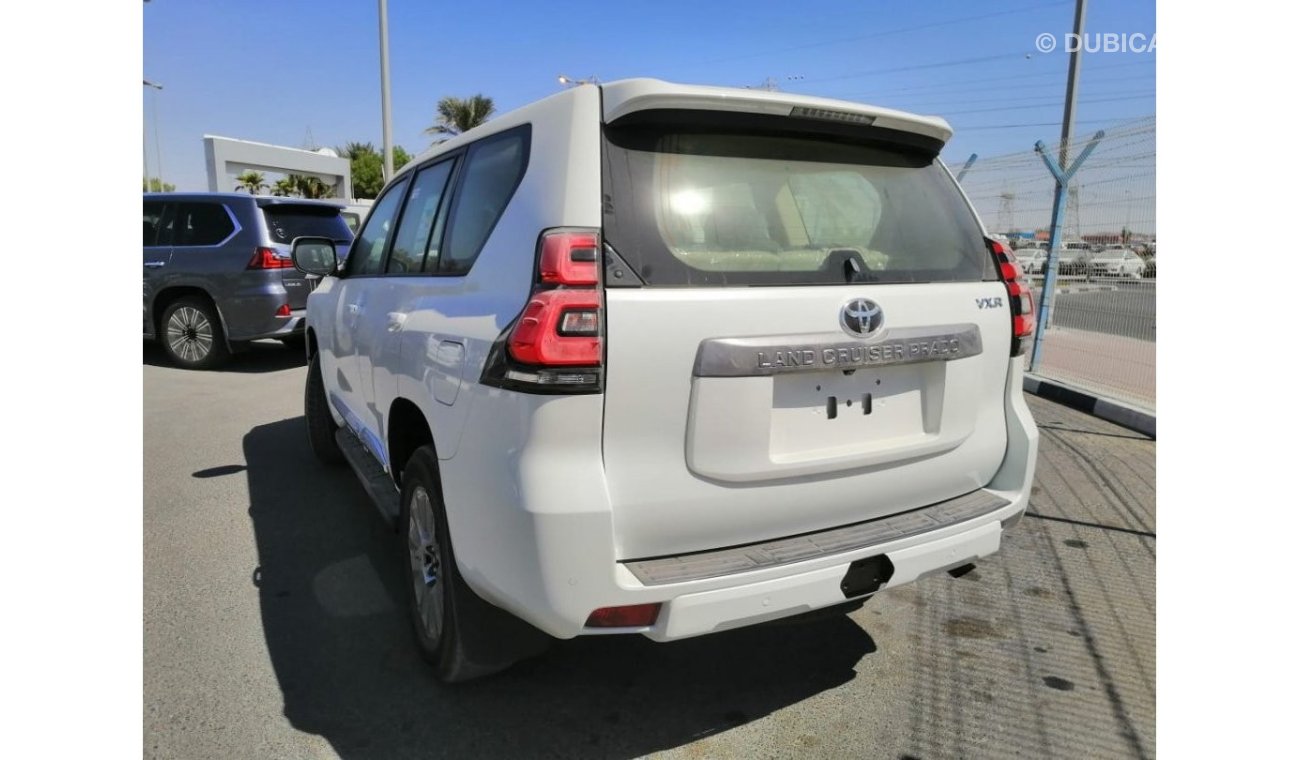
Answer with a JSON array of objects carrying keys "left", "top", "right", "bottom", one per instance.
[
  {"left": 144, "top": 79, "right": 164, "bottom": 190},
  {"left": 378, "top": 0, "right": 394, "bottom": 182}
]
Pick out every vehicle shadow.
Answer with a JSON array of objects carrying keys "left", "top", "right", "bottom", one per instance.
[
  {"left": 244, "top": 417, "right": 876, "bottom": 759},
  {"left": 144, "top": 339, "right": 307, "bottom": 373}
]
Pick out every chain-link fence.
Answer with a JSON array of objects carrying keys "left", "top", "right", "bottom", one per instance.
[{"left": 956, "top": 116, "right": 1156, "bottom": 411}]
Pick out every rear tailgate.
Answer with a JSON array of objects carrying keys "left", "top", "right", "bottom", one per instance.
[
  {"left": 599, "top": 102, "right": 1011, "bottom": 560},
  {"left": 259, "top": 202, "right": 353, "bottom": 308}
]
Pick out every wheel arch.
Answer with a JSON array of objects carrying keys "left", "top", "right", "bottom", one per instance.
[
  {"left": 305, "top": 325, "right": 319, "bottom": 359},
  {"left": 387, "top": 397, "right": 436, "bottom": 490},
  {"left": 152, "top": 286, "right": 233, "bottom": 352}
]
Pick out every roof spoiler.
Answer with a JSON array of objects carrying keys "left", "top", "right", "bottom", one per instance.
[{"left": 600, "top": 78, "right": 954, "bottom": 146}]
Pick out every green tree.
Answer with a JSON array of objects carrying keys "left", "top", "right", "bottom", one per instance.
[
  {"left": 337, "top": 142, "right": 376, "bottom": 160},
  {"left": 337, "top": 142, "right": 415, "bottom": 199},
  {"left": 235, "top": 170, "right": 268, "bottom": 194},
  {"left": 289, "top": 174, "right": 336, "bottom": 199},
  {"left": 424, "top": 95, "right": 495, "bottom": 139},
  {"left": 272, "top": 177, "right": 297, "bottom": 197},
  {"left": 143, "top": 177, "right": 175, "bottom": 192},
  {"left": 347, "top": 151, "right": 384, "bottom": 199}
]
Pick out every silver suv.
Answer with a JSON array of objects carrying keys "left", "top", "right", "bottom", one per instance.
[
  {"left": 143, "top": 193, "right": 353, "bottom": 368},
  {"left": 293, "top": 79, "right": 1040, "bottom": 682}
]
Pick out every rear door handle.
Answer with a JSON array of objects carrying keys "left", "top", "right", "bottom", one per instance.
[{"left": 144, "top": 261, "right": 166, "bottom": 269}]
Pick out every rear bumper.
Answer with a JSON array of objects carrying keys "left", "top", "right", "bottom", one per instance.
[
  {"left": 445, "top": 360, "right": 1038, "bottom": 642},
  {"left": 462, "top": 484, "right": 1026, "bottom": 642},
  {"left": 651, "top": 517, "right": 1005, "bottom": 640},
  {"left": 223, "top": 289, "right": 305, "bottom": 340}
]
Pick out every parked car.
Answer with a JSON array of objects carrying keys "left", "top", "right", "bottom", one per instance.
[
  {"left": 293, "top": 79, "right": 1039, "bottom": 682},
  {"left": 1143, "top": 255, "right": 1157, "bottom": 278},
  {"left": 1058, "top": 241, "right": 1092, "bottom": 275},
  {"left": 1013, "top": 241, "right": 1050, "bottom": 274},
  {"left": 143, "top": 193, "right": 354, "bottom": 369},
  {"left": 340, "top": 202, "right": 373, "bottom": 235},
  {"left": 1088, "top": 244, "right": 1145, "bottom": 279}
]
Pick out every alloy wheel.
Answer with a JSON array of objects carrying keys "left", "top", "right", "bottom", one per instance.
[
  {"left": 407, "top": 487, "right": 444, "bottom": 643},
  {"left": 165, "top": 306, "right": 214, "bottom": 363}
]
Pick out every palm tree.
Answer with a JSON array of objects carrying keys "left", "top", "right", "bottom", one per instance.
[
  {"left": 290, "top": 174, "right": 336, "bottom": 199},
  {"left": 336, "top": 141, "right": 377, "bottom": 160},
  {"left": 235, "top": 170, "right": 268, "bottom": 194},
  {"left": 271, "top": 177, "right": 297, "bottom": 197},
  {"left": 424, "top": 95, "right": 495, "bottom": 139}
]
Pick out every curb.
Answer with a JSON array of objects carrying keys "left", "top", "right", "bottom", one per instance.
[
  {"left": 1027, "top": 281, "right": 1120, "bottom": 295},
  {"left": 1023, "top": 373, "right": 1156, "bottom": 438},
  {"left": 1055, "top": 284, "right": 1119, "bottom": 295}
]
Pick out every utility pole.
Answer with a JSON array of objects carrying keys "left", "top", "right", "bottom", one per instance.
[
  {"left": 378, "top": 0, "right": 394, "bottom": 182},
  {"left": 1057, "top": 0, "right": 1088, "bottom": 170},
  {"left": 144, "top": 80, "right": 164, "bottom": 189}
]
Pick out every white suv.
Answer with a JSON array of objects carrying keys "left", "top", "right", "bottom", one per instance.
[{"left": 292, "top": 79, "right": 1039, "bottom": 682}]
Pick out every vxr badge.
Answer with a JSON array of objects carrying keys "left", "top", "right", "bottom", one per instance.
[{"left": 976, "top": 297, "right": 1004, "bottom": 309}]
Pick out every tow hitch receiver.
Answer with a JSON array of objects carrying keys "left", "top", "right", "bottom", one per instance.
[{"left": 840, "top": 554, "right": 895, "bottom": 598}]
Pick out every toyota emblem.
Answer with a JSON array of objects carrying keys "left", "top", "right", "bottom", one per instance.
[{"left": 840, "top": 298, "right": 883, "bottom": 338}]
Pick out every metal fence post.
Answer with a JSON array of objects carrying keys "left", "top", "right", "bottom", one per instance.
[{"left": 1028, "top": 130, "right": 1105, "bottom": 373}]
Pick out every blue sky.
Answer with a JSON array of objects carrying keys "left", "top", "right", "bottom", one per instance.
[{"left": 143, "top": 0, "right": 1155, "bottom": 192}]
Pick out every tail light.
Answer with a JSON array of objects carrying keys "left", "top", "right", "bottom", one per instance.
[
  {"left": 481, "top": 228, "right": 604, "bottom": 393},
  {"left": 248, "top": 247, "right": 294, "bottom": 270},
  {"left": 275, "top": 303, "right": 291, "bottom": 317},
  {"left": 988, "top": 239, "right": 1036, "bottom": 356}
]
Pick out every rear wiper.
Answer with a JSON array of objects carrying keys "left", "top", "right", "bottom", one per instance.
[
  {"left": 820, "top": 248, "right": 875, "bottom": 283},
  {"left": 844, "top": 256, "right": 863, "bottom": 283}
]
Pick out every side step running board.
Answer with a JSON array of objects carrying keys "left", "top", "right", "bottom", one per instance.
[{"left": 335, "top": 429, "right": 401, "bottom": 529}]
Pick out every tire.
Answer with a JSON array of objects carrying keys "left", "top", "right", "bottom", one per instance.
[
  {"left": 399, "top": 446, "right": 549, "bottom": 683},
  {"left": 304, "top": 353, "right": 344, "bottom": 466},
  {"left": 160, "top": 296, "right": 229, "bottom": 370}
]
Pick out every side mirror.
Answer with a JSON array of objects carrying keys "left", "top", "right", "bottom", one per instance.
[{"left": 292, "top": 236, "right": 338, "bottom": 276}]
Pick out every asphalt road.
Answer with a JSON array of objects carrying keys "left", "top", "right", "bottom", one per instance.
[
  {"left": 144, "top": 342, "right": 1156, "bottom": 759},
  {"left": 1047, "top": 280, "right": 1157, "bottom": 342}
]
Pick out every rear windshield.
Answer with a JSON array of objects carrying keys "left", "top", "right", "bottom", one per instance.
[
  {"left": 602, "top": 123, "right": 987, "bottom": 286},
  {"left": 261, "top": 205, "right": 353, "bottom": 244}
]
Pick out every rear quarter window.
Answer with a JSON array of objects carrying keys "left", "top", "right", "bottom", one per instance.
[
  {"left": 175, "top": 202, "right": 236, "bottom": 247},
  {"left": 441, "top": 126, "right": 530, "bottom": 274}
]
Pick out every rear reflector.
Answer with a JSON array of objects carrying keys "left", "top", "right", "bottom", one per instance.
[
  {"left": 585, "top": 603, "right": 661, "bottom": 628},
  {"left": 248, "top": 247, "right": 294, "bottom": 270},
  {"left": 275, "top": 304, "right": 291, "bottom": 317}
]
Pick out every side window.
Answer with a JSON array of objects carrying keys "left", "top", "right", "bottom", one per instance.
[
  {"left": 441, "top": 128, "right": 529, "bottom": 274},
  {"left": 176, "top": 203, "right": 236, "bottom": 247},
  {"left": 387, "top": 159, "right": 456, "bottom": 274},
  {"left": 143, "top": 202, "right": 164, "bottom": 247},
  {"left": 347, "top": 176, "right": 410, "bottom": 276}
]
